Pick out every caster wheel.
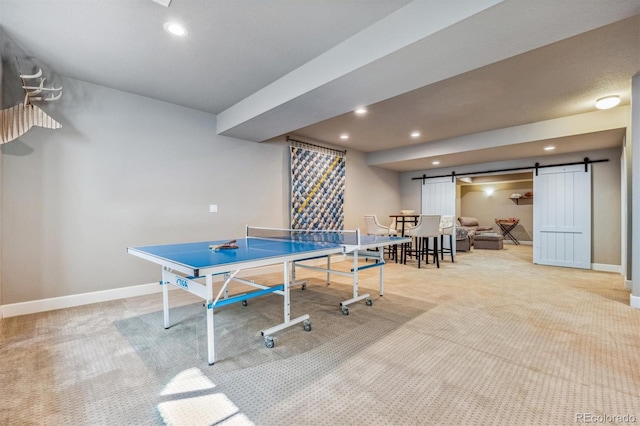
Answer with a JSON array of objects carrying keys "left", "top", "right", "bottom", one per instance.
[
  {"left": 365, "top": 298, "right": 373, "bottom": 306},
  {"left": 264, "top": 336, "right": 275, "bottom": 348},
  {"left": 242, "top": 300, "right": 248, "bottom": 307},
  {"left": 303, "top": 320, "right": 312, "bottom": 332},
  {"left": 301, "top": 283, "right": 306, "bottom": 290},
  {"left": 341, "top": 306, "right": 349, "bottom": 316}
]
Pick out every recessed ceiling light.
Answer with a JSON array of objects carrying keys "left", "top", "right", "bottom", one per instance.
[
  {"left": 354, "top": 107, "right": 367, "bottom": 115},
  {"left": 544, "top": 146, "right": 555, "bottom": 151},
  {"left": 164, "top": 22, "right": 188, "bottom": 37},
  {"left": 595, "top": 95, "right": 620, "bottom": 110},
  {"left": 411, "top": 131, "right": 421, "bottom": 138},
  {"left": 340, "top": 134, "right": 349, "bottom": 140},
  {"left": 432, "top": 160, "right": 440, "bottom": 165}
]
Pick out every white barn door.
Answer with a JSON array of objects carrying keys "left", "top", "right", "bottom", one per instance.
[
  {"left": 421, "top": 177, "right": 457, "bottom": 252},
  {"left": 533, "top": 164, "right": 591, "bottom": 269}
]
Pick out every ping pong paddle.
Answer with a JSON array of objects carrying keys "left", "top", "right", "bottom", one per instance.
[{"left": 209, "top": 240, "right": 239, "bottom": 251}]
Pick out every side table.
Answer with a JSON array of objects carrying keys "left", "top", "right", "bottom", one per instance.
[{"left": 495, "top": 219, "right": 520, "bottom": 245}]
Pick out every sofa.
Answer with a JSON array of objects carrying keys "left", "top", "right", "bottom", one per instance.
[{"left": 457, "top": 217, "right": 494, "bottom": 248}]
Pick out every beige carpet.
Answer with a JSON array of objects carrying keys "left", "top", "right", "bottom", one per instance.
[{"left": 1, "top": 245, "right": 639, "bottom": 425}]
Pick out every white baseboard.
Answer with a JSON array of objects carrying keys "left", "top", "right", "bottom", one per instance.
[
  {"left": 0, "top": 256, "right": 346, "bottom": 319},
  {"left": 630, "top": 294, "right": 640, "bottom": 309},
  {"left": 591, "top": 263, "right": 622, "bottom": 274},
  {"left": 504, "top": 240, "right": 532, "bottom": 246},
  {"left": 625, "top": 280, "right": 633, "bottom": 291},
  {"left": 0, "top": 282, "right": 164, "bottom": 319}
]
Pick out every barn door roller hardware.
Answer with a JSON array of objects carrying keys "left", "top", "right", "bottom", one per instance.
[{"left": 413, "top": 157, "right": 608, "bottom": 182}]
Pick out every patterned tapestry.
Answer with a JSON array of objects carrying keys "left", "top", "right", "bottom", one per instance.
[{"left": 290, "top": 144, "right": 345, "bottom": 230}]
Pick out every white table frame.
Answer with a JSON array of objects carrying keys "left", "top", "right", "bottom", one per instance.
[
  {"left": 291, "top": 237, "right": 410, "bottom": 315},
  {"left": 129, "top": 244, "right": 340, "bottom": 365}
]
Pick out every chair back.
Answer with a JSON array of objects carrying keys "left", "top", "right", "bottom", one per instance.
[
  {"left": 439, "top": 215, "right": 455, "bottom": 235},
  {"left": 364, "top": 214, "right": 398, "bottom": 236},
  {"left": 405, "top": 214, "right": 441, "bottom": 238},
  {"left": 364, "top": 215, "right": 379, "bottom": 235}
]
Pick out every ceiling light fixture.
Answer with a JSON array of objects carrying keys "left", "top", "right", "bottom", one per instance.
[
  {"left": 544, "top": 146, "right": 555, "bottom": 151},
  {"left": 411, "top": 131, "right": 421, "bottom": 138},
  {"left": 340, "top": 134, "right": 349, "bottom": 140},
  {"left": 354, "top": 107, "right": 367, "bottom": 115},
  {"left": 164, "top": 22, "right": 188, "bottom": 37},
  {"left": 595, "top": 95, "right": 620, "bottom": 110}
]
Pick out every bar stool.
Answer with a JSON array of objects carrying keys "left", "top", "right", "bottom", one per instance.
[
  {"left": 439, "top": 215, "right": 455, "bottom": 263},
  {"left": 403, "top": 214, "right": 441, "bottom": 268},
  {"left": 364, "top": 214, "right": 398, "bottom": 260}
]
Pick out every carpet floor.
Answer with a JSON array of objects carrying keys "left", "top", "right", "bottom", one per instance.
[{"left": 1, "top": 245, "right": 639, "bottom": 425}]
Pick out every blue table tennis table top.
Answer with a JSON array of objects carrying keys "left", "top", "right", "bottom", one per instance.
[{"left": 128, "top": 234, "right": 405, "bottom": 276}]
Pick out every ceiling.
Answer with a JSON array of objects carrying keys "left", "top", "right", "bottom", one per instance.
[{"left": 1, "top": 0, "right": 638, "bottom": 172}]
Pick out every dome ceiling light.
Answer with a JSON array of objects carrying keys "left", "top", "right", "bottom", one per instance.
[{"left": 595, "top": 95, "right": 620, "bottom": 110}]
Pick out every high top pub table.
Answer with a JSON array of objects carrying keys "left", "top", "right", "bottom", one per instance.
[
  {"left": 495, "top": 219, "right": 520, "bottom": 245},
  {"left": 389, "top": 214, "right": 420, "bottom": 236}
]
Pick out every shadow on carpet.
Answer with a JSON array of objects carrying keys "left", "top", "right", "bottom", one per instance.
[
  {"left": 114, "top": 281, "right": 434, "bottom": 424},
  {"left": 115, "top": 281, "right": 432, "bottom": 375}
]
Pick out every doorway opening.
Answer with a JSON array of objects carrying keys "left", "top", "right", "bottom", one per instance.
[{"left": 456, "top": 171, "right": 534, "bottom": 246}]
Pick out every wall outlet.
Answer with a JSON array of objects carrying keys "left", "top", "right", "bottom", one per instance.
[{"left": 209, "top": 204, "right": 218, "bottom": 213}]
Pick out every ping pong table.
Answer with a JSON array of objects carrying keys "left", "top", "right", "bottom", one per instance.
[{"left": 127, "top": 226, "right": 409, "bottom": 365}]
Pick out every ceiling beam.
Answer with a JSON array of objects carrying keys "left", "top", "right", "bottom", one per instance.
[
  {"left": 216, "top": 0, "right": 503, "bottom": 139},
  {"left": 366, "top": 106, "right": 630, "bottom": 167},
  {"left": 216, "top": 0, "right": 638, "bottom": 143}
]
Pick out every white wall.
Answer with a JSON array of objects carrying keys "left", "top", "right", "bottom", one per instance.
[{"left": 0, "top": 78, "right": 401, "bottom": 306}]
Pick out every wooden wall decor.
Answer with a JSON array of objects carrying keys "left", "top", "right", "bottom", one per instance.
[{"left": 0, "top": 67, "right": 62, "bottom": 144}]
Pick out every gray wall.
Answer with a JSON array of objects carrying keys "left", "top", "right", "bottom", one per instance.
[
  {"left": 345, "top": 152, "right": 401, "bottom": 231},
  {"left": 0, "top": 78, "right": 401, "bottom": 305},
  {"left": 592, "top": 148, "right": 623, "bottom": 266},
  {"left": 400, "top": 147, "right": 623, "bottom": 266}
]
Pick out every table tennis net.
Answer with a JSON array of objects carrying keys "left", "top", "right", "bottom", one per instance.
[{"left": 246, "top": 226, "right": 360, "bottom": 246}]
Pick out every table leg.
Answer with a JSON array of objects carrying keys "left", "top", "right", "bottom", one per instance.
[
  {"left": 162, "top": 268, "right": 170, "bottom": 329},
  {"left": 283, "top": 260, "right": 291, "bottom": 324},
  {"left": 352, "top": 250, "right": 359, "bottom": 300},
  {"left": 206, "top": 274, "right": 215, "bottom": 365},
  {"left": 398, "top": 220, "right": 406, "bottom": 264},
  {"left": 499, "top": 223, "right": 520, "bottom": 245},
  {"left": 379, "top": 249, "right": 384, "bottom": 296}
]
